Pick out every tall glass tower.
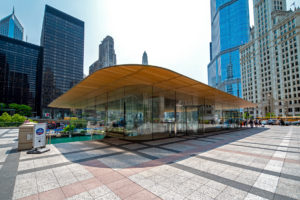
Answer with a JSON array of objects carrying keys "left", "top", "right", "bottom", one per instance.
[
  {"left": 40, "top": 5, "right": 84, "bottom": 118},
  {"left": 208, "top": 0, "right": 250, "bottom": 97},
  {"left": 0, "top": 8, "right": 24, "bottom": 41},
  {"left": 0, "top": 35, "right": 43, "bottom": 115}
]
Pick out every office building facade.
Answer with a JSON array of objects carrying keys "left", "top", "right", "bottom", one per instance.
[
  {"left": 240, "top": 1, "right": 300, "bottom": 117},
  {"left": 89, "top": 36, "right": 116, "bottom": 74},
  {"left": 0, "top": 35, "right": 43, "bottom": 115},
  {"left": 0, "top": 8, "right": 24, "bottom": 41},
  {"left": 208, "top": 0, "right": 250, "bottom": 97},
  {"left": 40, "top": 5, "right": 84, "bottom": 118}
]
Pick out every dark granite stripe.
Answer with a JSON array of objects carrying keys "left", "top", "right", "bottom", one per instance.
[
  {"left": 0, "top": 136, "right": 18, "bottom": 139},
  {"left": 0, "top": 148, "right": 20, "bottom": 200},
  {"left": 195, "top": 138, "right": 216, "bottom": 143},
  {"left": 101, "top": 141, "right": 158, "bottom": 160},
  {"left": 19, "top": 145, "right": 112, "bottom": 162},
  {"left": 19, "top": 139, "right": 132, "bottom": 163},
  {"left": 142, "top": 145, "right": 181, "bottom": 154},
  {"left": 0, "top": 130, "right": 10, "bottom": 137},
  {"left": 171, "top": 163, "right": 296, "bottom": 200},
  {"left": 195, "top": 155, "right": 300, "bottom": 182},
  {"left": 18, "top": 142, "right": 161, "bottom": 175},
  {"left": 237, "top": 141, "right": 300, "bottom": 150},
  {"left": 17, "top": 151, "right": 126, "bottom": 175},
  {"left": 229, "top": 143, "right": 299, "bottom": 154},
  {"left": 0, "top": 143, "right": 16, "bottom": 148}
]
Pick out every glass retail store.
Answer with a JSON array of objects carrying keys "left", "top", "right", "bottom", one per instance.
[{"left": 49, "top": 65, "right": 255, "bottom": 140}]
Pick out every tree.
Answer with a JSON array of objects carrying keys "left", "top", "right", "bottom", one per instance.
[
  {"left": 0, "top": 112, "right": 12, "bottom": 122},
  {"left": 266, "top": 112, "right": 276, "bottom": 118},
  {"left": 243, "top": 112, "right": 249, "bottom": 119},
  {"left": 8, "top": 103, "right": 32, "bottom": 116},
  {"left": 0, "top": 103, "right": 6, "bottom": 111},
  {"left": 11, "top": 114, "right": 26, "bottom": 123}
]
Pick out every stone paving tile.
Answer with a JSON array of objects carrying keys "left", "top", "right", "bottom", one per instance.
[
  {"left": 138, "top": 147, "right": 174, "bottom": 158},
  {"left": 186, "top": 190, "right": 215, "bottom": 200},
  {"left": 205, "top": 180, "right": 227, "bottom": 191},
  {"left": 95, "top": 191, "right": 121, "bottom": 200},
  {"left": 143, "top": 137, "right": 185, "bottom": 146},
  {"left": 160, "top": 190, "right": 185, "bottom": 200},
  {"left": 2, "top": 126, "right": 300, "bottom": 200},
  {"left": 124, "top": 189, "right": 157, "bottom": 200},
  {"left": 215, "top": 186, "right": 248, "bottom": 200},
  {"left": 38, "top": 188, "right": 65, "bottom": 200},
  {"left": 97, "top": 171, "right": 125, "bottom": 185},
  {"left": 197, "top": 185, "right": 222, "bottom": 199},
  {"left": 162, "top": 143, "right": 196, "bottom": 152},
  {"left": 88, "top": 185, "right": 111, "bottom": 199},
  {"left": 244, "top": 193, "right": 269, "bottom": 200},
  {"left": 80, "top": 177, "right": 102, "bottom": 191},
  {"left": 66, "top": 191, "right": 93, "bottom": 200},
  {"left": 122, "top": 143, "right": 146, "bottom": 150},
  {"left": 61, "top": 182, "right": 86, "bottom": 198},
  {"left": 114, "top": 182, "right": 144, "bottom": 199},
  {"left": 100, "top": 152, "right": 150, "bottom": 169}
]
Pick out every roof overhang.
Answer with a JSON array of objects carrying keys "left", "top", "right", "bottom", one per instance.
[{"left": 49, "top": 64, "right": 256, "bottom": 109}]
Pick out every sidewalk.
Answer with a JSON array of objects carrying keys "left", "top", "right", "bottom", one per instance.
[{"left": 0, "top": 126, "right": 299, "bottom": 200}]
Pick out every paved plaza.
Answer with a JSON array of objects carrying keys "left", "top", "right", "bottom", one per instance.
[{"left": 0, "top": 126, "right": 300, "bottom": 200}]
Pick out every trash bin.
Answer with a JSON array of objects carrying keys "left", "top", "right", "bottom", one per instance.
[{"left": 18, "top": 122, "right": 36, "bottom": 151}]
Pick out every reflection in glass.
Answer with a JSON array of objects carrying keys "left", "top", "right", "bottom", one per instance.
[{"left": 79, "top": 84, "right": 242, "bottom": 140}]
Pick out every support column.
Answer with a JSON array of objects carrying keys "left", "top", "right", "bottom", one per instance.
[
  {"left": 151, "top": 86, "right": 154, "bottom": 140},
  {"left": 174, "top": 91, "right": 177, "bottom": 137}
]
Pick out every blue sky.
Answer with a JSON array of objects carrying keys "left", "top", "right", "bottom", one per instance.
[{"left": 0, "top": 0, "right": 298, "bottom": 83}]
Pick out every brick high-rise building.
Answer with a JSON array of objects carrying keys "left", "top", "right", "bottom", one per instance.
[{"left": 240, "top": 0, "right": 300, "bottom": 117}]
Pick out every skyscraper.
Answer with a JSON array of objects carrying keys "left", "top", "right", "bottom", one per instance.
[
  {"left": 41, "top": 5, "right": 84, "bottom": 117},
  {"left": 0, "top": 35, "right": 43, "bottom": 115},
  {"left": 89, "top": 36, "right": 116, "bottom": 74},
  {"left": 240, "top": 1, "right": 300, "bottom": 117},
  {"left": 0, "top": 8, "right": 24, "bottom": 41},
  {"left": 207, "top": 0, "right": 250, "bottom": 97},
  {"left": 142, "top": 51, "right": 148, "bottom": 65}
]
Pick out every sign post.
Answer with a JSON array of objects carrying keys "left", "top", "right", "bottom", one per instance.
[
  {"left": 27, "top": 123, "right": 50, "bottom": 154},
  {"left": 34, "top": 123, "right": 46, "bottom": 148}
]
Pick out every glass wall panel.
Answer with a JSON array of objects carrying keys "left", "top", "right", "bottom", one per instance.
[
  {"left": 152, "top": 87, "right": 175, "bottom": 139},
  {"left": 124, "top": 85, "right": 152, "bottom": 140},
  {"left": 107, "top": 88, "right": 125, "bottom": 137},
  {"left": 67, "top": 84, "right": 244, "bottom": 142}
]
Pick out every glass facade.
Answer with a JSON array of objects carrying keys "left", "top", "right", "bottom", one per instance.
[
  {"left": 0, "top": 35, "right": 43, "bottom": 115},
  {"left": 78, "top": 85, "right": 241, "bottom": 140},
  {"left": 208, "top": 0, "right": 250, "bottom": 97},
  {"left": 0, "top": 10, "right": 24, "bottom": 41},
  {"left": 40, "top": 5, "right": 84, "bottom": 118}
]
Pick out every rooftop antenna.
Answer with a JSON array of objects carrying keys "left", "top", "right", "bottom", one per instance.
[
  {"left": 12, "top": 6, "right": 15, "bottom": 14},
  {"left": 26, "top": 35, "right": 28, "bottom": 42}
]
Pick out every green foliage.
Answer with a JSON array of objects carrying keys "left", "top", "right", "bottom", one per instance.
[
  {"left": 9, "top": 103, "right": 32, "bottom": 116},
  {"left": 266, "top": 112, "right": 276, "bottom": 118},
  {"left": 11, "top": 114, "right": 26, "bottom": 123},
  {"left": 0, "top": 112, "right": 27, "bottom": 127},
  {"left": 0, "top": 103, "right": 6, "bottom": 110},
  {"left": 63, "top": 125, "right": 75, "bottom": 133},
  {"left": 70, "top": 120, "right": 87, "bottom": 129},
  {"left": 28, "top": 119, "right": 38, "bottom": 123},
  {"left": 243, "top": 112, "right": 249, "bottom": 119},
  {"left": 0, "top": 112, "right": 12, "bottom": 122}
]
